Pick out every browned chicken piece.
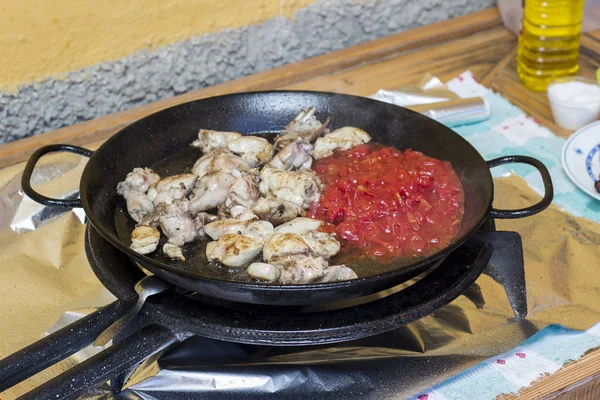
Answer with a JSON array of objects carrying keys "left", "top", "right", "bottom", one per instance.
[
  {"left": 263, "top": 233, "right": 312, "bottom": 263},
  {"left": 148, "top": 173, "right": 197, "bottom": 207},
  {"left": 191, "top": 149, "right": 250, "bottom": 178},
  {"left": 221, "top": 174, "right": 260, "bottom": 217},
  {"left": 158, "top": 210, "right": 217, "bottom": 261},
  {"left": 204, "top": 218, "right": 273, "bottom": 241},
  {"left": 227, "top": 136, "right": 274, "bottom": 167},
  {"left": 252, "top": 197, "right": 305, "bottom": 225},
  {"left": 191, "top": 130, "right": 242, "bottom": 154},
  {"left": 246, "top": 262, "right": 281, "bottom": 282},
  {"left": 119, "top": 190, "right": 154, "bottom": 225},
  {"left": 259, "top": 167, "right": 322, "bottom": 209},
  {"left": 118, "top": 167, "right": 161, "bottom": 194},
  {"left": 299, "top": 230, "right": 341, "bottom": 259},
  {"left": 130, "top": 225, "right": 161, "bottom": 255},
  {"left": 312, "top": 127, "right": 372, "bottom": 160},
  {"left": 189, "top": 171, "right": 238, "bottom": 213},
  {"left": 195, "top": 212, "right": 218, "bottom": 232},
  {"left": 117, "top": 167, "right": 161, "bottom": 224},
  {"left": 318, "top": 265, "right": 358, "bottom": 282},
  {"left": 206, "top": 233, "right": 263, "bottom": 268},
  {"left": 204, "top": 219, "right": 251, "bottom": 241},
  {"left": 158, "top": 201, "right": 200, "bottom": 247},
  {"left": 163, "top": 243, "right": 185, "bottom": 261},
  {"left": 273, "top": 217, "right": 323, "bottom": 234},
  {"left": 274, "top": 107, "right": 330, "bottom": 150},
  {"left": 156, "top": 173, "right": 197, "bottom": 192},
  {"left": 268, "top": 138, "right": 313, "bottom": 171},
  {"left": 279, "top": 256, "right": 328, "bottom": 284}
]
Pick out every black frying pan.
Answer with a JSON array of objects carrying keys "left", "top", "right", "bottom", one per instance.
[{"left": 22, "top": 91, "right": 553, "bottom": 305}]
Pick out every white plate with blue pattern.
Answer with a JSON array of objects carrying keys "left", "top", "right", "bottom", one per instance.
[{"left": 562, "top": 120, "right": 600, "bottom": 201}]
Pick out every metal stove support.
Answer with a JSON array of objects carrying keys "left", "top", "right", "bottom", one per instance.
[
  {"left": 478, "top": 231, "right": 527, "bottom": 318},
  {"left": 0, "top": 299, "right": 134, "bottom": 392},
  {"left": 18, "top": 325, "right": 177, "bottom": 400}
]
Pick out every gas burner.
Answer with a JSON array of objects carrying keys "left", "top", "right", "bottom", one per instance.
[{"left": 0, "top": 218, "right": 527, "bottom": 398}]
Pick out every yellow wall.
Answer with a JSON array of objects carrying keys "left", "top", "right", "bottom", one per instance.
[{"left": 0, "top": 0, "right": 319, "bottom": 90}]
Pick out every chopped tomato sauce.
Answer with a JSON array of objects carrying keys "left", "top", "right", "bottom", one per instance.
[{"left": 309, "top": 143, "right": 464, "bottom": 260}]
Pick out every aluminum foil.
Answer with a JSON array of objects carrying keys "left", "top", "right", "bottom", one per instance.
[
  {"left": 2, "top": 151, "right": 600, "bottom": 399},
  {"left": 369, "top": 75, "right": 491, "bottom": 127}
]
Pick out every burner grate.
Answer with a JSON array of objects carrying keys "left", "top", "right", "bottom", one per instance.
[{"left": 0, "top": 218, "right": 527, "bottom": 398}]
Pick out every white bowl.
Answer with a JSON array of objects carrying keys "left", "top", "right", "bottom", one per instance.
[{"left": 548, "top": 76, "right": 600, "bottom": 131}]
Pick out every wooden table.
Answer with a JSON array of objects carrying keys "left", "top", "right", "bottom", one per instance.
[{"left": 1, "top": 7, "right": 598, "bottom": 399}]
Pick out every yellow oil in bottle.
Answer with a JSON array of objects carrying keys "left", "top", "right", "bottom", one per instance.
[{"left": 517, "top": 0, "right": 585, "bottom": 92}]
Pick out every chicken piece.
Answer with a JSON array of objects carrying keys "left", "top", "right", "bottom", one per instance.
[
  {"left": 120, "top": 190, "right": 154, "bottom": 224},
  {"left": 146, "top": 174, "right": 197, "bottom": 206},
  {"left": 312, "top": 127, "right": 372, "bottom": 160},
  {"left": 279, "top": 256, "right": 327, "bottom": 284},
  {"left": 223, "top": 174, "right": 260, "bottom": 212},
  {"left": 206, "top": 234, "right": 263, "bottom": 268},
  {"left": 228, "top": 205, "right": 258, "bottom": 220},
  {"left": 156, "top": 174, "right": 198, "bottom": 192},
  {"left": 243, "top": 220, "right": 274, "bottom": 242},
  {"left": 152, "top": 187, "right": 187, "bottom": 206},
  {"left": 158, "top": 201, "right": 199, "bottom": 247},
  {"left": 300, "top": 230, "right": 340, "bottom": 259},
  {"left": 191, "top": 149, "right": 250, "bottom": 178},
  {"left": 194, "top": 212, "right": 218, "bottom": 239},
  {"left": 263, "top": 233, "right": 311, "bottom": 263},
  {"left": 252, "top": 197, "right": 305, "bottom": 225},
  {"left": 318, "top": 265, "right": 358, "bottom": 282},
  {"left": 130, "top": 225, "right": 161, "bottom": 255},
  {"left": 146, "top": 186, "right": 158, "bottom": 202},
  {"left": 247, "top": 262, "right": 281, "bottom": 282},
  {"left": 118, "top": 167, "right": 161, "bottom": 194},
  {"left": 204, "top": 219, "right": 250, "bottom": 241},
  {"left": 274, "top": 217, "right": 323, "bottom": 234},
  {"left": 140, "top": 208, "right": 161, "bottom": 227},
  {"left": 189, "top": 171, "right": 237, "bottom": 213},
  {"left": 195, "top": 212, "right": 218, "bottom": 225},
  {"left": 274, "top": 107, "right": 330, "bottom": 150},
  {"left": 268, "top": 138, "right": 313, "bottom": 171},
  {"left": 116, "top": 167, "right": 161, "bottom": 224},
  {"left": 259, "top": 167, "right": 321, "bottom": 209},
  {"left": 204, "top": 218, "right": 273, "bottom": 242},
  {"left": 191, "top": 130, "right": 242, "bottom": 154},
  {"left": 163, "top": 243, "right": 185, "bottom": 261},
  {"left": 227, "top": 136, "right": 273, "bottom": 167}
]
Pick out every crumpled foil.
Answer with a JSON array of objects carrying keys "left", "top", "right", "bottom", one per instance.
[{"left": 2, "top": 148, "right": 600, "bottom": 398}]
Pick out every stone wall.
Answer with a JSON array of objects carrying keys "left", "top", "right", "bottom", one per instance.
[{"left": 0, "top": 0, "right": 495, "bottom": 143}]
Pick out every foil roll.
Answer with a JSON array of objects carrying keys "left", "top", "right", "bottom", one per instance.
[
  {"left": 407, "top": 97, "right": 491, "bottom": 127},
  {"left": 369, "top": 78, "right": 491, "bottom": 127}
]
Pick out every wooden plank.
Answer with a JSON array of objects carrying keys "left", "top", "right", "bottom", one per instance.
[
  {"left": 282, "top": 26, "right": 514, "bottom": 95},
  {"left": 0, "top": 8, "right": 502, "bottom": 169},
  {"left": 479, "top": 44, "right": 517, "bottom": 86}
]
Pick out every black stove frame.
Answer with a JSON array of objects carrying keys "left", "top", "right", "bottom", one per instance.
[{"left": 0, "top": 219, "right": 527, "bottom": 399}]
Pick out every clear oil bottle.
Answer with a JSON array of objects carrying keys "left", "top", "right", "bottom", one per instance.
[{"left": 517, "top": 0, "right": 585, "bottom": 92}]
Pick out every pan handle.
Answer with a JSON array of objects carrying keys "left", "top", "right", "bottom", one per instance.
[
  {"left": 21, "top": 144, "right": 94, "bottom": 208},
  {"left": 487, "top": 155, "right": 554, "bottom": 219}
]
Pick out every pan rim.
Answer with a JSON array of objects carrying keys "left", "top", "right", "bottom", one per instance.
[{"left": 80, "top": 89, "right": 493, "bottom": 290}]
